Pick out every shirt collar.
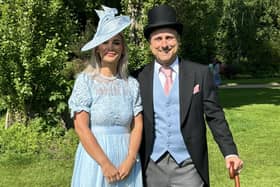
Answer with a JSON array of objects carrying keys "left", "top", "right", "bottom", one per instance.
[{"left": 155, "top": 56, "right": 179, "bottom": 74}]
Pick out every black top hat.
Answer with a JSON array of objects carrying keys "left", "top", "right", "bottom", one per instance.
[{"left": 144, "top": 5, "right": 183, "bottom": 39}]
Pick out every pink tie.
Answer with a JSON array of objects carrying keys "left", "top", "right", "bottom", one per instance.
[{"left": 160, "top": 67, "right": 173, "bottom": 95}]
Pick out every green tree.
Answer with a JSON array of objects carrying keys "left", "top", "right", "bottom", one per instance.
[
  {"left": 121, "top": 0, "right": 225, "bottom": 67},
  {"left": 68, "top": 0, "right": 279, "bottom": 76},
  {"left": 215, "top": 0, "right": 280, "bottom": 76},
  {"left": 171, "top": 0, "right": 224, "bottom": 63},
  {"left": 252, "top": 0, "right": 280, "bottom": 76},
  {"left": 121, "top": 0, "right": 172, "bottom": 72},
  {"left": 0, "top": 0, "right": 78, "bottom": 127},
  {"left": 216, "top": 0, "right": 250, "bottom": 64}
]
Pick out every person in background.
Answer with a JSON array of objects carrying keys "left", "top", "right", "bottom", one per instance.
[
  {"left": 68, "top": 5, "right": 143, "bottom": 187},
  {"left": 209, "top": 57, "right": 222, "bottom": 87},
  {"left": 137, "top": 4, "right": 243, "bottom": 187}
]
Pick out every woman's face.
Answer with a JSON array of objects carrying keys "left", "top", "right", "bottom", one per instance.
[{"left": 96, "top": 34, "right": 124, "bottom": 65}]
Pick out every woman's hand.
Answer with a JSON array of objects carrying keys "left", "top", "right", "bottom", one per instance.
[
  {"left": 118, "top": 155, "right": 135, "bottom": 180},
  {"left": 101, "top": 161, "right": 121, "bottom": 183},
  {"left": 118, "top": 113, "right": 143, "bottom": 180}
]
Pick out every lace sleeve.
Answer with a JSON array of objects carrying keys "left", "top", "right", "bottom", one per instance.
[
  {"left": 68, "top": 73, "right": 93, "bottom": 118},
  {"left": 128, "top": 77, "right": 143, "bottom": 116}
]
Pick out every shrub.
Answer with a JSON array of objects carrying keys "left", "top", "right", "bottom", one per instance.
[{"left": 0, "top": 117, "right": 78, "bottom": 161}]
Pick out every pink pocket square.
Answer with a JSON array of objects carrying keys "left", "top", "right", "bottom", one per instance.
[{"left": 193, "top": 84, "right": 200, "bottom": 94}]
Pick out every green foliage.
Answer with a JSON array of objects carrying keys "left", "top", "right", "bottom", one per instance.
[
  {"left": 0, "top": 0, "right": 279, "bottom": 126},
  {"left": 0, "top": 117, "right": 78, "bottom": 160},
  {"left": 215, "top": 0, "right": 280, "bottom": 76},
  {"left": 63, "top": 0, "right": 115, "bottom": 29},
  {"left": 121, "top": 0, "right": 280, "bottom": 76},
  {"left": 171, "top": 0, "right": 224, "bottom": 63},
  {"left": 0, "top": 0, "right": 78, "bottom": 123},
  {"left": 121, "top": 0, "right": 169, "bottom": 72}
]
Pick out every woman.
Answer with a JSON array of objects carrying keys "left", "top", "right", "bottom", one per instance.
[{"left": 68, "top": 5, "right": 143, "bottom": 187}]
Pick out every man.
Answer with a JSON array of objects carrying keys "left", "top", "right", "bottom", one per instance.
[{"left": 137, "top": 4, "right": 243, "bottom": 187}]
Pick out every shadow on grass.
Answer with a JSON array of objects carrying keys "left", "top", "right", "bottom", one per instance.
[{"left": 218, "top": 88, "right": 280, "bottom": 108}]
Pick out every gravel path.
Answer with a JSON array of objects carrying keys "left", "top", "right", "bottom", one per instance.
[{"left": 219, "top": 82, "right": 280, "bottom": 88}]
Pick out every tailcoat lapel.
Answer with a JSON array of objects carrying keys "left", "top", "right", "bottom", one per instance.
[
  {"left": 142, "top": 63, "right": 154, "bottom": 125},
  {"left": 179, "top": 60, "right": 195, "bottom": 126}
]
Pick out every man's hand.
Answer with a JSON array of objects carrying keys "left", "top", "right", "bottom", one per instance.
[{"left": 225, "top": 155, "right": 244, "bottom": 174}]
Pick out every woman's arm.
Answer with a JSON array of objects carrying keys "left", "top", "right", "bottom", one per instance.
[
  {"left": 118, "top": 113, "right": 143, "bottom": 180},
  {"left": 74, "top": 111, "right": 120, "bottom": 183}
]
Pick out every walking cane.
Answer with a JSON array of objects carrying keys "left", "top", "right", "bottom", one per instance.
[{"left": 229, "top": 162, "right": 240, "bottom": 187}]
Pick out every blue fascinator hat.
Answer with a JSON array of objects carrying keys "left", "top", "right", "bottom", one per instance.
[{"left": 81, "top": 5, "right": 131, "bottom": 52}]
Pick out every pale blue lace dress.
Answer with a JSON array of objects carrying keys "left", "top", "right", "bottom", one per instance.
[{"left": 68, "top": 72, "right": 143, "bottom": 187}]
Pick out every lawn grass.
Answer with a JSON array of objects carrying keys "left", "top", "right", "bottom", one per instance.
[
  {"left": 0, "top": 87, "right": 279, "bottom": 187},
  {"left": 208, "top": 88, "right": 280, "bottom": 187},
  {"left": 0, "top": 157, "right": 73, "bottom": 187},
  {"left": 222, "top": 77, "right": 280, "bottom": 85}
]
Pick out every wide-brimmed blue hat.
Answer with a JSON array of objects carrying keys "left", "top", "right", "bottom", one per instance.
[{"left": 81, "top": 5, "right": 131, "bottom": 52}]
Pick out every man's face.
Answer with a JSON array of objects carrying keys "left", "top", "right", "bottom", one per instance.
[{"left": 149, "top": 28, "right": 179, "bottom": 66}]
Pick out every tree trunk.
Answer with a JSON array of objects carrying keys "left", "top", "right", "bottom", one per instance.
[
  {"left": 4, "top": 108, "right": 27, "bottom": 128},
  {"left": 5, "top": 109, "right": 12, "bottom": 129}
]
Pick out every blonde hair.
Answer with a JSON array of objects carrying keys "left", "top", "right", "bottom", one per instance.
[{"left": 83, "top": 33, "right": 129, "bottom": 80}]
